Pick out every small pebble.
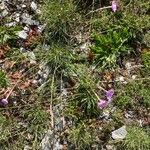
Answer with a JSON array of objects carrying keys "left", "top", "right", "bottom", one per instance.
[
  {"left": 17, "top": 30, "right": 28, "bottom": 39},
  {"left": 31, "top": 1, "right": 37, "bottom": 10},
  {"left": 132, "top": 75, "right": 137, "bottom": 79},
  {"left": 2, "top": 9, "right": 9, "bottom": 17},
  {"left": 15, "top": 17, "right": 20, "bottom": 22},
  {"left": 6, "top": 22, "right": 16, "bottom": 27},
  {"left": 22, "top": 4, "right": 26, "bottom": 8},
  {"left": 24, "top": 26, "right": 30, "bottom": 32}
]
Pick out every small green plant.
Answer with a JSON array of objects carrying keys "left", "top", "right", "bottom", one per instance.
[
  {"left": 69, "top": 121, "right": 95, "bottom": 149},
  {"left": 0, "top": 71, "right": 8, "bottom": 88},
  {"left": 91, "top": 27, "right": 132, "bottom": 68},
  {"left": 142, "top": 51, "right": 150, "bottom": 76},
  {"left": 115, "top": 94, "right": 132, "bottom": 109},
  {"left": 0, "top": 26, "right": 21, "bottom": 45},
  {"left": 142, "top": 51, "right": 150, "bottom": 68}
]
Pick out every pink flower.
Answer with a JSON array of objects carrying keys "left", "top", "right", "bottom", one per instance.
[
  {"left": 112, "top": 0, "right": 117, "bottom": 12},
  {"left": 97, "top": 89, "right": 115, "bottom": 109},
  {"left": 106, "top": 89, "right": 114, "bottom": 102},
  {"left": 97, "top": 100, "right": 108, "bottom": 109},
  {"left": 1, "top": 99, "right": 8, "bottom": 105}
]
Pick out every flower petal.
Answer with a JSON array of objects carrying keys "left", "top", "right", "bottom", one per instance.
[
  {"left": 112, "top": 0, "right": 117, "bottom": 12},
  {"left": 106, "top": 89, "right": 114, "bottom": 101},
  {"left": 98, "top": 100, "right": 108, "bottom": 109},
  {"left": 1, "top": 99, "right": 8, "bottom": 105}
]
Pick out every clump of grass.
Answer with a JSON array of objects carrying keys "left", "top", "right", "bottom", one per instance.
[
  {"left": 115, "top": 81, "right": 150, "bottom": 109},
  {"left": 36, "top": 44, "right": 75, "bottom": 70},
  {"left": 66, "top": 64, "right": 100, "bottom": 118},
  {"left": 22, "top": 105, "right": 49, "bottom": 132},
  {"left": 68, "top": 121, "right": 96, "bottom": 149},
  {"left": 122, "top": 126, "right": 150, "bottom": 150},
  {"left": 40, "top": 0, "right": 81, "bottom": 44}
]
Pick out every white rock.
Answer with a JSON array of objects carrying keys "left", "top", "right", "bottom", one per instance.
[
  {"left": 6, "top": 22, "right": 16, "bottom": 27},
  {"left": 80, "top": 43, "right": 87, "bottom": 50},
  {"left": 36, "top": 9, "right": 41, "bottom": 14},
  {"left": 22, "top": 13, "right": 39, "bottom": 25},
  {"left": 31, "top": 1, "right": 37, "bottom": 10},
  {"left": 13, "top": 101, "right": 17, "bottom": 105},
  {"left": 38, "top": 24, "right": 46, "bottom": 33},
  {"left": 0, "top": 1, "right": 6, "bottom": 10},
  {"left": 53, "top": 141, "right": 63, "bottom": 150},
  {"left": 2, "top": 9, "right": 8, "bottom": 17},
  {"left": 132, "top": 75, "right": 137, "bottom": 79},
  {"left": 17, "top": 31, "right": 28, "bottom": 39},
  {"left": 24, "top": 145, "right": 32, "bottom": 150},
  {"left": 112, "top": 126, "right": 127, "bottom": 140},
  {"left": 20, "top": 47, "right": 26, "bottom": 52},
  {"left": 26, "top": 52, "right": 36, "bottom": 64},
  {"left": 106, "top": 145, "right": 116, "bottom": 150},
  {"left": 24, "top": 26, "right": 30, "bottom": 32},
  {"left": 125, "top": 62, "right": 131, "bottom": 70},
  {"left": 32, "top": 80, "right": 37, "bottom": 84},
  {"left": 119, "top": 76, "right": 124, "bottom": 82},
  {"left": 15, "top": 17, "right": 20, "bottom": 22},
  {"left": 22, "top": 4, "right": 26, "bottom": 8}
]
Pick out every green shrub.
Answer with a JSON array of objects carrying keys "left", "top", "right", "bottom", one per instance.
[{"left": 91, "top": 27, "right": 133, "bottom": 68}]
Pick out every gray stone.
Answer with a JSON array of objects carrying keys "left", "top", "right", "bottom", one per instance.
[
  {"left": 53, "top": 140, "right": 63, "bottom": 150},
  {"left": 112, "top": 126, "right": 127, "bottom": 140},
  {"left": 40, "top": 130, "right": 53, "bottom": 150},
  {"left": 21, "top": 13, "right": 39, "bottom": 25}
]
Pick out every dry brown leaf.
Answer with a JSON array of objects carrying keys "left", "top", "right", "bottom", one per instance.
[
  {"left": 9, "top": 71, "right": 23, "bottom": 79},
  {"left": 0, "top": 49, "right": 5, "bottom": 59},
  {"left": 19, "top": 80, "right": 31, "bottom": 89}
]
